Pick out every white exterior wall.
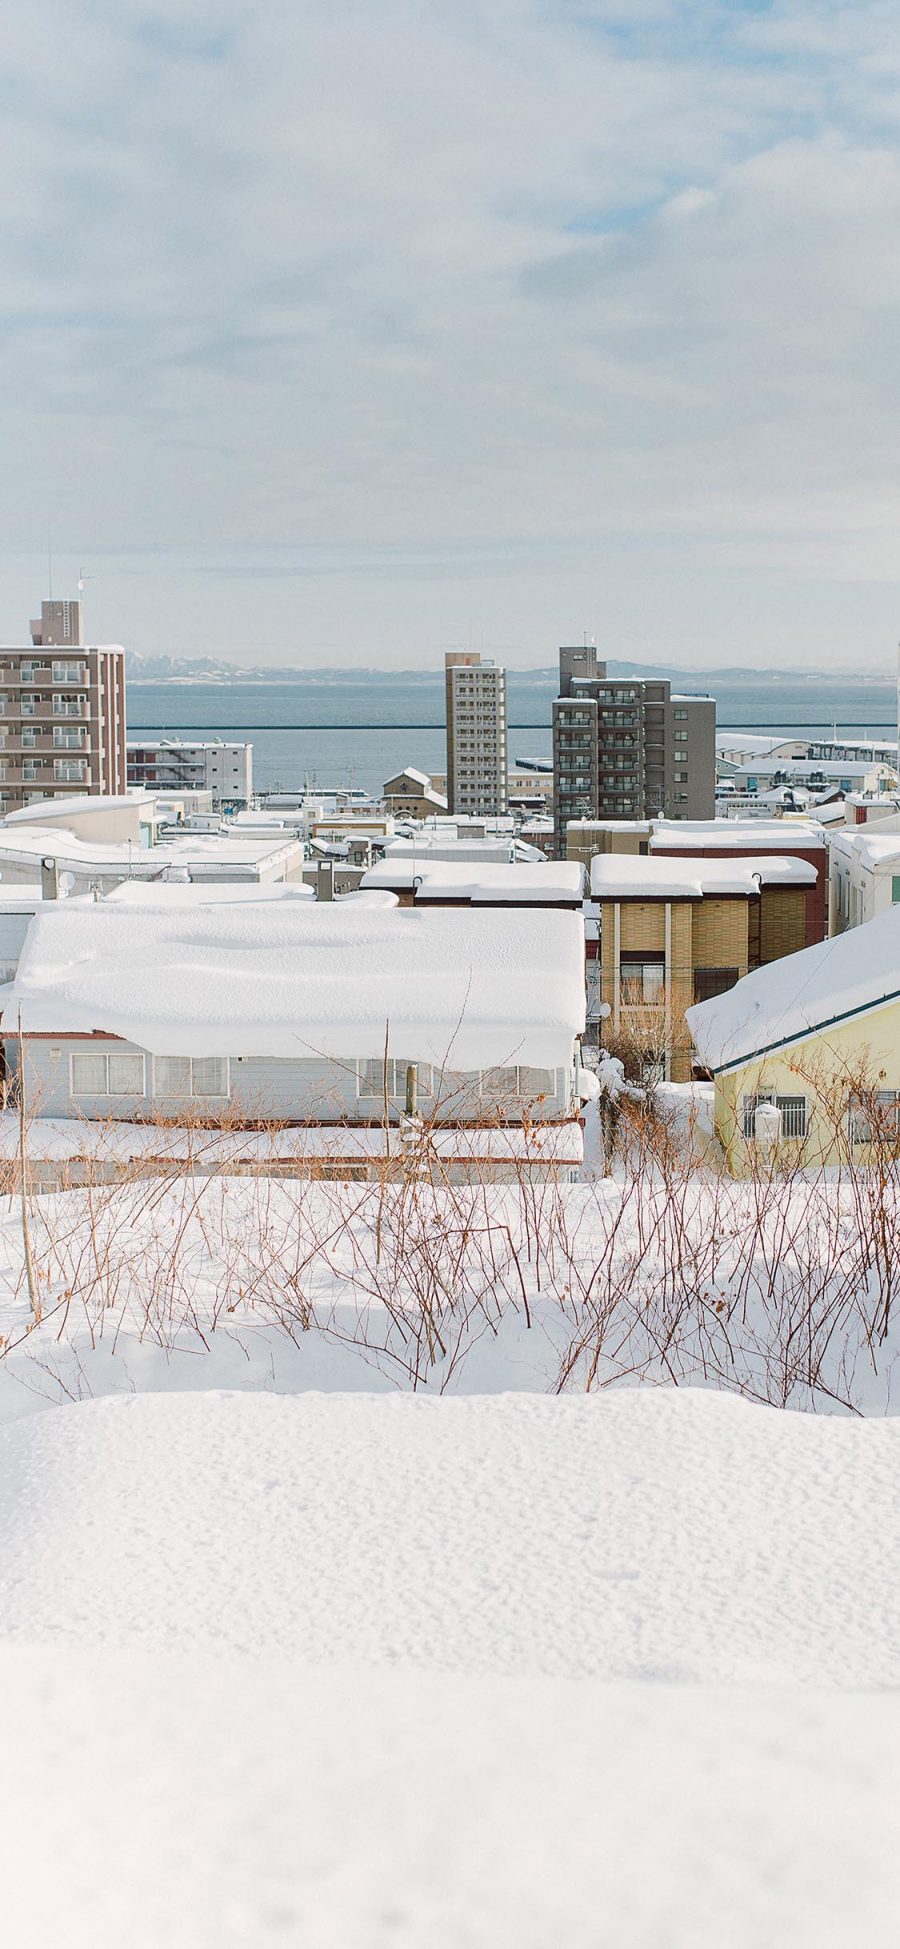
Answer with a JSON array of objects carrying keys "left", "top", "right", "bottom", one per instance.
[
  {"left": 9, "top": 1039, "right": 575, "bottom": 1125},
  {"left": 828, "top": 831, "right": 900, "bottom": 934}
]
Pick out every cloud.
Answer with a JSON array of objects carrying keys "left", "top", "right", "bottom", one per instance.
[{"left": 0, "top": 0, "right": 898, "bottom": 664}]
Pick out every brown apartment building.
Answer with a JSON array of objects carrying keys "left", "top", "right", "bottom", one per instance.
[
  {"left": 0, "top": 600, "right": 127, "bottom": 816},
  {"left": 591, "top": 850, "right": 818, "bottom": 1081},
  {"left": 552, "top": 646, "right": 716, "bottom": 855}
]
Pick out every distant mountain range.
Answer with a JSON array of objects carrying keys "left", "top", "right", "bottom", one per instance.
[{"left": 125, "top": 652, "right": 893, "bottom": 687}]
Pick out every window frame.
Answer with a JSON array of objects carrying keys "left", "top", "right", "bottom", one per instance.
[
  {"left": 741, "top": 1092, "right": 808, "bottom": 1140},
  {"left": 70, "top": 1048, "right": 146, "bottom": 1097},
  {"left": 152, "top": 1055, "right": 230, "bottom": 1100}
]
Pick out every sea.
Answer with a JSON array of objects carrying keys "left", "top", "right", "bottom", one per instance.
[{"left": 128, "top": 672, "right": 898, "bottom": 798}]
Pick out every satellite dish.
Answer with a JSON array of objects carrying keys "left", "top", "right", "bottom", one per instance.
[{"left": 58, "top": 871, "right": 76, "bottom": 897}]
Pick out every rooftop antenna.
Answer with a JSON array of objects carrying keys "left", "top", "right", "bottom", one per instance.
[{"left": 47, "top": 523, "right": 53, "bottom": 601}]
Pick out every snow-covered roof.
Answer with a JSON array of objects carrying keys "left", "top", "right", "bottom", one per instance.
[
  {"left": 828, "top": 830, "right": 900, "bottom": 870},
  {"left": 734, "top": 758, "right": 893, "bottom": 780},
  {"left": 716, "top": 734, "right": 801, "bottom": 756},
  {"left": 385, "top": 766, "right": 432, "bottom": 788},
  {"left": 101, "top": 881, "right": 316, "bottom": 906},
  {"left": 0, "top": 824, "right": 299, "bottom": 872},
  {"left": 6, "top": 904, "right": 585, "bottom": 1067},
  {"left": 590, "top": 854, "right": 816, "bottom": 899},
  {"left": 649, "top": 819, "right": 826, "bottom": 853},
  {"left": 382, "top": 837, "right": 545, "bottom": 863},
  {"left": 360, "top": 859, "right": 584, "bottom": 902},
  {"left": 0, "top": 886, "right": 44, "bottom": 910},
  {"left": 2, "top": 793, "right": 155, "bottom": 824},
  {"left": 687, "top": 905, "right": 900, "bottom": 1071}
]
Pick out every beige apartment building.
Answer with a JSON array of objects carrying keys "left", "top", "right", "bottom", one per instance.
[
  {"left": 592, "top": 852, "right": 816, "bottom": 1081},
  {"left": 0, "top": 600, "right": 126, "bottom": 816},
  {"left": 444, "top": 652, "right": 508, "bottom": 817}
]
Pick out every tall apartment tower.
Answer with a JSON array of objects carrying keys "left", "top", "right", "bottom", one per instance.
[
  {"left": 552, "top": 645, "right": 715, "bottom": 854},
  {"left": 0, "top": 599, "right": 127, "bottom": 816},
  {"left": 445, "top": 651, "right": 508, "bottom": 817}
]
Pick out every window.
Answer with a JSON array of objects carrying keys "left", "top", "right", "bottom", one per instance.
[
  {"left": 154, "top": 1055, "right": 229, "bottom": 1098},
  {"left": 674, "top": 708, "right": 689, "bottom": 720},
  {"left": 357, "top": 1058, "right": 433, "bottom": 1099},
  {"left": 674, "top": 729, "right": 688, "bottom": 742},
  {"left": 741, "top": 1093, "right": 808, "bottom": 1140},
  {"left": 53, "top": 728, "right": 84, "bottom": 749},
  {"left": 71, "top": 1050, "right": 145, "bottom": 1096},
  {"left": 53, "top": 695, "right": 86, "bottom": 717},
  {"left": 675, "top": 771, "right": 688, "bottom": 783},
  {"left": 54, "top": 759, "right": 87, "bottom": 782},
  {"left": 480, "top": 1065, "right": 555, "bottom": 1099},
  {"left": 694, "top": 967, "right": 739, "bottom": 1004},
  {"left": 850, "top": 1091, "right": 900, "bottom": 1144},
  {"left": 21, "top": 695, "right": 38, "bottom": 717},
  {"left": 52, "top": 662, "right": 84, "bottom": 683},
  {"left": 892, "top": 877, "right": 900, "bottom": 905},
  {"left": 620, "top": 956, "right": 665, "bottom": 1004}
]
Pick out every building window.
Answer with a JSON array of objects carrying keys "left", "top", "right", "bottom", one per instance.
[
  {"left": 849, "top": 1091, "right": 900, "bottom": 1144},
  {"left": 674, "top": 708, "right": 689, "bottom": 720},
  {"left": 71, "top": 1050, "right": 146, "bottom": 1096},
  {"left": 693, "top": 967, "right": 739, "bottom": 1003},
  {"left": 892, "top": 877, "right": 900, "bottom": 905},
  {"left": 51, "top": 662, "right": 85, "bottom": 684},
  {"left": 741, "top": 1093, "right": 808, "bottom": 1140},
  {"left": 357, "top": 1058, "right": 434, "bottom": 1100},
  {"left": 54, "top": 759, "right": 87, "bottom": 782},
  {"left": 675, "top": 771, "right": 689, "bottom": 783},
  {"left": 480, "top": 1065, "right": 555, "bottom": 1099},
  {"left": 154, "top": 1055, "right": 229, "bottom": 1098},
  {"left": 674, "top": 729, "right": 689, "bottom": 742},
  {"left": 620, "top": 956, "right": 665, "bottom": 1004}
]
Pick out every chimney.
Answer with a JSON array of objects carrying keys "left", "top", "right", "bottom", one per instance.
[
  {"left": 41, "top": 856, "right": 60, "bottom": 900},
  {"left": 317, "top": 859, "right": 334, "bottom": 901}
]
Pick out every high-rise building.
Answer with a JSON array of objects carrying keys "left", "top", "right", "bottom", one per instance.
[
  {"left": 552, "top": 645, "right": 715, "bottom": 853},
  {"left": 0, "top": 599, "right": 127, "bottom": 816},
  {"left": 444, "top": 652, "right": 508, "bottom": 817}
]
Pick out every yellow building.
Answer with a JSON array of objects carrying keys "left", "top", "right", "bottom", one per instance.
[
  {"left": 592, "top": 852, "right": 815, "bottom": 1082},
  {"left": 687, "top": 907, "right": 900, "bottom": 1174}
]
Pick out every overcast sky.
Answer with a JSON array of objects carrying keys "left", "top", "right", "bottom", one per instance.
[{"left": 1, "top": 0, "right": 899, "bottom": 670}]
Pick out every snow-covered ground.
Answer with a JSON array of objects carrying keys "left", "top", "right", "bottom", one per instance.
[
  {"left": 0, "top": 1170, "right": 898, "bottom": 1942},
  {"left": 0, "top": 1388, "right": 899, "bottom": 1945}
]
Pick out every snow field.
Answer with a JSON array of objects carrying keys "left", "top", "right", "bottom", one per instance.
[
  {"left": 0, "top": 1388, "right": 897, "bottom": 1684},
  {"left": 1, "top": 1648, "right": 897, "bottom": 1949}
]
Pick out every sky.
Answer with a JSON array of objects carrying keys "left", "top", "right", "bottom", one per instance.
[{"left": 1, "top": 0, "right": 899, "bottom": 670}]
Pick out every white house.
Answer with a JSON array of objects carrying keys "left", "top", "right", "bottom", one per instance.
[
  {"left": 2, "top": 903, "right": 588, "bottom": 1182},
  {"left": 828, "top": 823, "right": 900, "bottom": 933}
]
